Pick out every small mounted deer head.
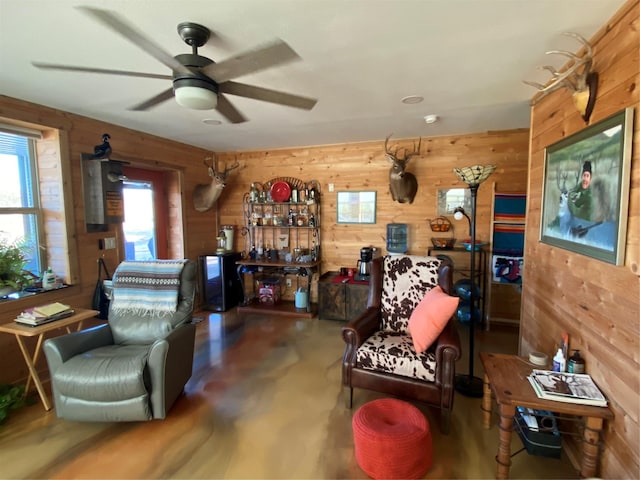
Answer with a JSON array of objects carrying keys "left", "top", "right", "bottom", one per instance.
[
  {"left": 524, "top": 32, "right": 598, "bottom": 122},
  {"left": 192, "top": 155, "right": 240, "bottom": 212},
  {"left": 385, "top": 134, "right": 421, "bottom": 204}
]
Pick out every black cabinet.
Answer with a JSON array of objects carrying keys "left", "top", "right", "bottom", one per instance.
[
  {"left": 318, "top": 272, "right": 369, "bottom": 321},
  {"left": 199, "top": 252, "right": 243, "bottom": 311}
]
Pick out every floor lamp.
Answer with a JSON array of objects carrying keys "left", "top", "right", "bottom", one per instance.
[{"left": 453, "top": 164, "right": 496, "bottom": 397}]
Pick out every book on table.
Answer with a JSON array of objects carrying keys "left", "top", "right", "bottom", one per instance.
[
  {"left": 527, "top": 369, "right": 608, "bottom": 407},
  {"left": 15, "top": 302, "right": 74, "bottom": 326}
]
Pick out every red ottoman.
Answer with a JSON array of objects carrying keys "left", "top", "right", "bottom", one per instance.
[{"left": 352, "top": 398, "right": 432, "bottom": 479}]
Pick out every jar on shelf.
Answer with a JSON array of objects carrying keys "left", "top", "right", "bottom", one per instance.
[
  {"left": 216, "top": 232, "right": 226, "bottom": 253},
  {"left": 249, "top": 183, "right": 259, "bottom": 203}
]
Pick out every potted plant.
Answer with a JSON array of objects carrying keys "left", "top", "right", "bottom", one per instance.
[
  {"left": 0, "top": 238, "right": 34, "bottom": 296},
  {"left": 0, "top": 384, "right": 31, "bottom": 424}
]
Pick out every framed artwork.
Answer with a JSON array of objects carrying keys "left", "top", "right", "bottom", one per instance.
[
  {"left": 337, "top": 191, "right": 377, "bottom": 224},
  {"left": 540, "top": 107, "right": 634, "bottom": 265}
]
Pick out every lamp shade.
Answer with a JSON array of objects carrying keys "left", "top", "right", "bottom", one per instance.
[
  {"left": 453, "top": 165, "right": 496, "bottom": 186},
  {"left": 175, "top": 85, "right": 218, "bottom": 110}
]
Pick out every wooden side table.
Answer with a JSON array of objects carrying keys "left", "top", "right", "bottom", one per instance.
[
  {"left": 480, "top": 352, "right": 613, "bottom": 479},
  {"left": 0, "top": 308, "right": 99, "bottom": 411}
]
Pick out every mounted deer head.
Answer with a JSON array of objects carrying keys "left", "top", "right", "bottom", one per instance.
[
  {"left": 524, "top": 32, "right": 598, "bottom": 122},
  {"left": 385, "top": 134, "right": 421, "bottom": 204},
  {"left": 192, "top": 155, "right": 240, "bottom": 212}
]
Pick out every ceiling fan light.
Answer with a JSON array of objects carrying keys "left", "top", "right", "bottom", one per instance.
[{"left": 175, "top": 86, "right": 218, "bottom": 110}]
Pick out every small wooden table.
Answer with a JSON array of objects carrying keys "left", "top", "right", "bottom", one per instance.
[
  {"left": 480, "top": 352, "right": 613, "bottom": 479},
  {"left": 0, "top": 308, "right": 99, "bottom": 411}
]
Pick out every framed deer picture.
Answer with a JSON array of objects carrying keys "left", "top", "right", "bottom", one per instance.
[{"left": 540, "top": 107, "right": 634, "bottom": 265}]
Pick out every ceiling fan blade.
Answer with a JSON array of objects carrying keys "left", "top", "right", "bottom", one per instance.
[
  {"left": 219, "top": 81, "right": 317, "bottom": 110},
  {"left": 32, "top": 62, "right": 172, "bottom": 80},
  {"left": 129, "top": 88, "right": 175, "bottom": 111},
  {"left": 216, "top": 94, "right": 247, "bottom": 123},
  {"left": 76, "top": 6, "right": 190, "bottom": 76},
  {"left": 202, "top": 39, "right": 301, "bottom": 83}
]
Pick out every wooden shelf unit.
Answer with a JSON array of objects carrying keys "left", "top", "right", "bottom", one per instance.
[{"left": 237, "top": 178, "right": 321, "bottom": 318}]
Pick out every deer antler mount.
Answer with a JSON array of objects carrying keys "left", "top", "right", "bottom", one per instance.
[
  {"left": 192, "top": 155, "right": 240, "bottom": 212},
  {"left": 524, "top": 32, "right": 598, "bottom": 123},
  {"left": 385, "top": 134, "right": 421, "bottom": 204}
]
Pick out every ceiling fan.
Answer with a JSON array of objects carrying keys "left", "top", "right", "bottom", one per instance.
[{"left": 32, "top": 6, "right": 318, "bottom": 123}]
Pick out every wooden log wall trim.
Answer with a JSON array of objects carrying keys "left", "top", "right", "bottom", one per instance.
[{"left": 523, "top": 1, "right": 639, "bottom": 477}]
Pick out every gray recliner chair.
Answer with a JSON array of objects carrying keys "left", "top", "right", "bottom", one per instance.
[{"left": 44, "top": 259, "right": 197, "bottom": 422}]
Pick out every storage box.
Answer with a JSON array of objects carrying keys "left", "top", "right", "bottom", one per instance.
[
  {"left": 259, "top": 277, "right": 281, "bottom": 305},
  {"left": 514, "top": 406, "right": 561, "bottom": 458}
]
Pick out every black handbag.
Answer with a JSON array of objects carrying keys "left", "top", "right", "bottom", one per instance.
[{"left": 92, "top": 258, "right": 112, "bottom": 320}]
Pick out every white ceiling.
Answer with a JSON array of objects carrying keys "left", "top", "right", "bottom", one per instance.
[{"left": 0, "top": 0, "right": 626, "bottom": 152}]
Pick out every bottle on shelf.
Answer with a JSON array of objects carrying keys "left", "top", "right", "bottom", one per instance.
[
  {"left": 42, "top": 267, "right": 56, "bottom": 291},
  {"left": 249, "top": 183, "right": 259, "bottom": 203}
]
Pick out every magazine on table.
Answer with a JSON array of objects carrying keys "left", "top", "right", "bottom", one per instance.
[
  {"left": 527, "top": 369, "right": 608, "bottom": 407},
  {"left": 15, "top": 302, "right": 74, "bottom": 326}
]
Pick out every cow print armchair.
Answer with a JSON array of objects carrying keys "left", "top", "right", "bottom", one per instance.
[{"left": 342, "top": 255, "right": 461, "bottom": 433}]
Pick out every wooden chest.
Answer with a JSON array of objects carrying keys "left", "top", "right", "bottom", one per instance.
[{"left": 318, "top": 272, "right": 369, "bottom": 321}]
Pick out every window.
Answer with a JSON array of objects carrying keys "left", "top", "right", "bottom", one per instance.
[
  {"left": 0, "top": 132, "right": 43, "bottom": 275},
  {"left": 122, "top": 180, "right": 157, "bottom": 261}
]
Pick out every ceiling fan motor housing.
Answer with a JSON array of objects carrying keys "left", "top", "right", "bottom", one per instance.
[{"left": 173, "top": 53, "right": 218, "bottom": 94}]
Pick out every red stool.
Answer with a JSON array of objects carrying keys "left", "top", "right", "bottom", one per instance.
[{"left": 352, "top": 398, "right": 432, "bottom": 479}]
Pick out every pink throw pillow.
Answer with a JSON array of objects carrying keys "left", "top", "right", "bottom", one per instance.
[{"left": 408, "top": 286, "right": 459, "bottom": 353}]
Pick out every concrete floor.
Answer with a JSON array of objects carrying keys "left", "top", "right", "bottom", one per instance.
[{"left": 0, "top": 310, "right": 580, "bottom": 479}]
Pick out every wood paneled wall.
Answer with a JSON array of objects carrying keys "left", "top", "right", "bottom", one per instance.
[
  {"left": 0, "top": 96, "right": 214, "bottom": 384},
  {"left": 523, "top": 1, "right": 639, "bottom": 477},
  {"left": 215, "top": 130, "right": 530, "bottom": 275}
]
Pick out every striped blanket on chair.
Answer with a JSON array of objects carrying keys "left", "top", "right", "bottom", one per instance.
[{"left": 111, "top": 260, "right": 188, "bottom": 316}]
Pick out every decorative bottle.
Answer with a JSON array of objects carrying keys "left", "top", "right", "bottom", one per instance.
[
  {"left": 552, "top": 348, "right": 566, "bottom": 372},
  {"left": 249, "top": 183, "right": 258, "bottom": 203},
  {"left": 568, "top": 350, "right": 585, "bottom": 374},
  {"left": 42, "top": 267, "right": 56, "bottom": 291}
]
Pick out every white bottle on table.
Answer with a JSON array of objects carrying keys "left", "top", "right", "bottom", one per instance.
[{"left": 552, "top": 348, "right": 566, "bottom": 372}]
